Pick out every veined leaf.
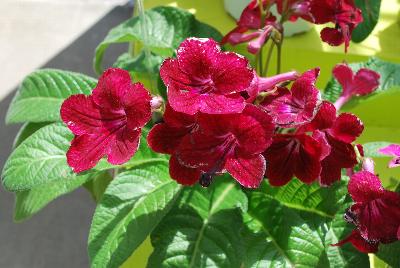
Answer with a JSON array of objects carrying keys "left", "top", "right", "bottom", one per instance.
[
  {"left": 88, "top": 163, "right": 182, "bottom": 268},
  {"left": 6, "top": 69, "right": 96, "bottom": 123},
  {"left": 148, "top": 176, "right": 247, "bottom": 268},
  {"left": 376, "top": 241, "right": 400, "bottom": 267},
  {"left": 352, "top": 0, "right": 381, "bottom": 43},
  {"left": 13, "top": 122, "right": 49, "bottom": 148}
]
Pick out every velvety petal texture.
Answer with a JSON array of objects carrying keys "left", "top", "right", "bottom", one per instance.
[
  {"left": 335, "top": 171, "right": 400, "bottom": 252},
  {"left": 160, "top": 38, "right": 253, "bottom": 115},
  {"left": 261, "top": 68, "right": 320, "bottom": 127},
  {"left": 61, "top": 68, "right": 151, "bottom": 172}
]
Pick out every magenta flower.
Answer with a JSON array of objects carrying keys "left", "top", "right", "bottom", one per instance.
[
  {"left": 263, "top": 133, "right": 328, "bottom": 186},
  {"left": 160, "top": 38, "right": 254, "bottom": 115},
  {"left": 333, "top": 171, "right": 400, "bottom": 253},
  {"left": 300, "top": 101, "right": 364, "bottom": 186},
  {"left": 333, "top": 63, "right": 380, "bottom": 110},
  {"left": 276, "top": 0, "right": 312, "bottom": 21},
  {"left": 379, "top": 144, "right": 400, "bottom": 168},
  {"left": 61, "top": 68, "right": 151, "bottom": 173},
  {"left": 260, "top": 68, "right": 321, "bottom": 127},
  {"left": 309, "top": 0, "right": 363, "bottom": 51},
  {"left": 174, "top": 105, "right": 274, "bottom": 188}
]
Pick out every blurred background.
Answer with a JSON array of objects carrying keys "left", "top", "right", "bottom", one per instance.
[{"left": 0, "top": 0, "right": 399, "bottom": 267}]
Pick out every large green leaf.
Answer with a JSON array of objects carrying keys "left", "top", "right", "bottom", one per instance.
[
  {"left": 244, "top": 179, "right": 369, "bottom": 267},
  {"left": 2, "top": 124, "right": 165, "bottom": 192},
  {"left": 113, "top": 51, "right": 163, "bottom": 76},
  {"left": 94, "top": 6, "right": 222, "bottom": 74},
  {"left": 14, "top": 172, "right": 97, "bottom": 222},
  {"left": 13, "top": 122, "right": 49, "bottom": 148},
  {"left": 6, "top": 69, "right": 96, "bottom": 123},
  {"left": 88, "top": 163, "right": 182, "bottom": 268},
  {"left": 352, "top": 0, "right": 381, "bottom": 43},
  {"left": 324, "top": 57, "right": 400, "bottom": 104},
  {"left": 83, "top": 171, "right": 113, "bottom": 203},
  {"left": 376, "top": 241, "right": 400, "bottom": 267},
  {"left": 148, "top": 176, "right": 248, "bottom": 268}
]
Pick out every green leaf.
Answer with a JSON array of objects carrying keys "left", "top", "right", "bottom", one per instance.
[
  {"left": 14, "top": 172, "right": 95, "bottom": 222},
  {"left": 352, "top": 0, "right": 381, "bottom": 43},
  {"left": 363, "top": 141, "right": 392, "bottom": 157},
  {"left": 94, "top": 6, "right": 222, "bottom": 74},
  {"left": 377, "top": 241, "right": 400, "bottom": 267},
  {"left": 13, "top": 122, "right": 49, "bottom": 148},
  {"left": 6, "top": 69, "right": 97, "bottom": 124},
  {"left": 148, "top": 176, "right": 247, "bottom": 268},
  {"left": 113, "top": 51, "right": 163, "bottom": 75},
  {"left": 88, "top": 163, "right": 182, "bottom": 268},
  {"left": 83, "top": 171, "right": 113, "bottom": 203},
  {"left": 324, "top": 57, "right": 400, "bottom": 104},
  {"left": 324, "top": 196, "right": 370, "bottom": 268}
]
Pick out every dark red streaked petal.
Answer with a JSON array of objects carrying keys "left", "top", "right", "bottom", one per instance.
[
  {"left": 169, "top": 155, "right": 201, "bottom": 186},
  {"left": 199, "top": 93, "right": 245, "bottom": 114},
  {"left": 329, "top": 113, "right": 364, "bottom": 143},
  {"left": 167, "top": 85, "right": 202, "bottom": 115},
  {"left": 320, "top": 27, "right": 345, "bottom": 46},
  {"left": 147, "top": 123, "right": 190, "bottom": 154},
  {"left": 352, "top": 68, "right": 380, "bottom": 96},
  {"left": 309, "top": 0, "right": 336, "bottom": 24},
  {"left": 301, "top": 101, "right": 337, "bottom": 132},
  {"left": 107, "top": 128, "right": 140, "bottom": 165},
  {"left": 225, "top": 153, "right": 266, "bottom": 188},
  {"left": 295, "top": 134, "right": 323, "bottom": 184},
  {"left": 332, "top": 230, "right": 379, "bottom": 253},
  {"left": 176, "top": 38, "right": 219, "bottom": 80},
  {"left": 92, "top": 68, "right": 132, "bottom": 109},
  {"left": 213, "top": 52, "right": 253, "bottom": 94},
  {"left": 348, "top": 171, "right": 384, "bottom": 203},
  {"left": 163, "top": 103, "right": 196, "bottom": 128},
  {"left": 61, "top": 94, "right": 104, "bottom": 135},
  {"left": 66, "top": 134, "right": 108, "bottom": 173},
  {"left": 333, "top": 63, "right": 354, "bottom": 96},
  {"left": 123, "top": 82, "right": 151, "bottom": 130},
  {"left": 312, "top": 130, "right": 332, "bottom": 160}
]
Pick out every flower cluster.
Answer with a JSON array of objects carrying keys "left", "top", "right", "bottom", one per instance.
[
  {"left": 334, "top": 170, "right": 400, "bottom": 253},
  {"left": 223, "top": 0, "right": 363, "bottom": 53},
  {"left": 148, "top": 38, "right": 365, "bottom": 188}
]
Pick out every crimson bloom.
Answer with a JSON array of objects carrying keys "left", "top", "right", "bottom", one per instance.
[
  {"left": 300, "top": 101, "right": 364, "bottom": 185},
  {"left": 263, "top": 133, "right": 328, "bottom": 186},
  {"left": 276, "top": 0, "right": 312, "bottom": 21},
  {"left": 160, "top": 38, "right": 254, "bottom": 115},
  {"left": 332, "top": 63, "right": 380, "bottom": 110},
  {"left": 61, "top": 68, "right": 151, "bottom": 173},
  {"left": 309, "top": 0, "right": 362, "bottom": 51},
  {"left": 333, "top": 171, "right": 400, "bottom": 253},
  {"left": 260, "top": 68, "right": 321, "bottom": 127},
  {"left": 175, "top": 105, "right": 274, "bottom": 188},
  {"left": 379, "top": 144, "right": 400, "bottom": 168}
]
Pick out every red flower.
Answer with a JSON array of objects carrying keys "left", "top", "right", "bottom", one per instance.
[
  {"left": 174, "top": 105, "right": 274, "bottom": 188},
  {"left": 260, "top": 68, "right": 321, "bottom": 127},
  {"left": 309, "top": 0, "right": 363, "bottom": 51},
  {"left": 276, "top": 0, "right": 312, "bottom": 22},
  {"left": 263, "top": 133, "right": 328, "bottom": 186},
  {"left": 160, "top": 38, "right": 254, "bottom": 115},
  {"left": 332, "top": 63, "right": 380, "bottom": 110},
  {"left": 333, "top": 171, "right": 400, "bottom": 253},
  {"left": 61, "top": 68, "right": 151, "bottom": 172},
  {"left": 379, "top": 144, "right": 400, "bottom": 168},
  {"left": 300, "top": 101, "right": 364, "bottom": 185}
]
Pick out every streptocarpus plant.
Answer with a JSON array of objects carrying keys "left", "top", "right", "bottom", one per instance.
[{"left": 2, "top": 1, "right": 400, "bottom": 268}]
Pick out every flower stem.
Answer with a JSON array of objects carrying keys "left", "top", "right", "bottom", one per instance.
[
  {"left": 276, "top": 41, "right": 282, "bottom": 74},
  {"left": 128, "top": 3, "right": 137, "bottom": 58},
  {"left": 258, "top": 47, "right": 264, "bottom": 76},
  {"left": 262, "top": 41, "right": 275, "bottom": 76}
]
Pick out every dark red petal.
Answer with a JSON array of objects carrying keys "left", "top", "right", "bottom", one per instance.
[
  {"left": 92, "top": 68, "right": 132, "bottom": 109},
  {"left": 333, "top": 63, "right": 354, "bottom": 97},
  {"left": 225, "top": 154, "right": 265, "bottom": 188},
  {"left": 320, "top": 27, "right": 345, "bottom": 46},
  {"left": 176, "top": 38, "right": 219, "bottom": 80},
  {"left": 61, "top": 94, "right": 103, "bottom": 135},
  {"left": 309, "top": 0, "right": 336, "bottom": 24},
  {"left": 332, "top": 230, "right": 379, "bottom": 253},
  {"left": 221, "top": 26, "right": 248, "bottom": 45},
  {"left": 352, "top": 68, "right": 380, "bottom": 96},
  {"left": 312, "top": 130, "right": 332, "bottom": 160},
  {"left": 66, "top": 134, "right": 108, "bottom": 173},
  {"left": 348, "top": 171, "right": 384, "bottom": 203},
  {"left": 329, "top": 113, "right": 364, "bottom": 143},
  {"left": 123, "top": 82, "right": 151, "bottom": 129},
  {"left": 163, "top": 103, "right": 196, "bottom": 128},
  {"left": 199, "top": 93, "right": 246, "bottom": 114},
  {"left": 238, "top": 0, "right": 263, "bottom": 29},
  {"left": 295, "top": 134, "right": 323, "bottom": 184},
  {"left": 169, "top": 155, "right": 201, "bottom": 186},
  {"left": 301, "top": 101, "right": 337, "bottom": 132},
  {"left": 147, "top": 124, "right": 189, "bottom": 154},
  {"left": 107, "top": 128, "right": 140, "bottom": 165},
  {"left": 167, "top": 85, "right": 202, "bottom": 115},
  {"left": 213, "top": 52, "right": 253, "bottom": 94}
]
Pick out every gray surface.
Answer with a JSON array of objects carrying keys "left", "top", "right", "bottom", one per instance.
[{"left": 0, "top": 5, "right": 131, "bottom": 268}]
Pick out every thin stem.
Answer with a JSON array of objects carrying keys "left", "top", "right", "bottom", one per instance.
[
  {"left": 262, "top": 41, "right": 275, "bottom": 76},
  {"left": 276, "top": 41, "right": 282, "bottom": 74},
  {"left": 128, "top": 3, "right": 137, "bottom": 58},
  {"left": 258, "top": 47, "right": 264, "bottom": 76}
]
